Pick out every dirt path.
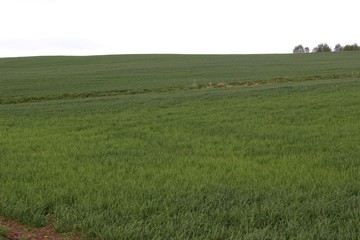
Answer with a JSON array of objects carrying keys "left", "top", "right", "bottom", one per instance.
[{"left": 0, "top": 217, "right": 83, "bottom": 240}]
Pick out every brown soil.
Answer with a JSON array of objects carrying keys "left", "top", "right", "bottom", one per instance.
[{"left": 0, "top": 217, "right": 83, "bottom": 240}]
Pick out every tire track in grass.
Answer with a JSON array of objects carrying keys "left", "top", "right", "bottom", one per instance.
[{"left": 1, "top": 72, "right": 360, "bottom": 105}]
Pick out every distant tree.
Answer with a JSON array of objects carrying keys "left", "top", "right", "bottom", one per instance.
[
  {"left": 313, "top": 43, "right": 332, "bottom": 53},
  {"left": 305, "top": 47, "right": 310, "bottom": 53},
  {"left": 343, "top": 43, "right": 359, "bottom": 51},
  {"left": 333, "top": 44, "right": 343, "bottom": 52},
  {"left": 293, "top": 45, "right": 305, "bottom": 53}
]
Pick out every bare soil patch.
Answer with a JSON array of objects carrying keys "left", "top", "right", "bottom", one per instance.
[{"left": 0, "top": 217, "right": 83, "bottom": 240}]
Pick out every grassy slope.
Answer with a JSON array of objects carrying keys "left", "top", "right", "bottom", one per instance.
[
  {"left": 0, "top": 54, "right": 360, "bottom": 239},
  {"left": 1, "top": 53, "right": 360, "bottom": 99}
]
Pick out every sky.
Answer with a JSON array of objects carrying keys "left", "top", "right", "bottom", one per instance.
[{"left": 1, "top": 0, "right": 359, "bottom": 57}]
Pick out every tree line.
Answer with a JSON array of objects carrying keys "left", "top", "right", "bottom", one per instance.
[{"left": 293, "top": 43, "right": 359, "bottom": 53}]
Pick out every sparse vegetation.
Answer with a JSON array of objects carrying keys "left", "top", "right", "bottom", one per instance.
[{"left": 0, "top": 226, "right": 9, "bottom": 237}]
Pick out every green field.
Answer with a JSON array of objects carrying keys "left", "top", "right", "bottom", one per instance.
[{"left": 0, "top": 53, "right": 360, "bottom": 239}]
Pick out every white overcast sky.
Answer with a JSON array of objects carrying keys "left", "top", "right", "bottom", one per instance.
[{"left": 1, "top": 0, "right": 359, "bottom": 57}]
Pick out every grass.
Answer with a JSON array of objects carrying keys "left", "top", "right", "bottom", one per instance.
[
  {"left": 0, "top": 225, "right": 9, "bottom": 238},
  {"left": 1, "top": 53, "right": 360, "bottom": 99},
  {"left": 0, "top": 53, "right": 360, "bottom": 239}
]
